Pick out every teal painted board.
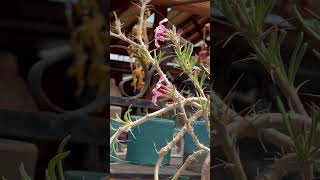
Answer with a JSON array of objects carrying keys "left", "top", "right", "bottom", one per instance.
[
  {"left": 126, "top": 116, "right": 175, "bottom": 166},
  {"left": 64, "top": 171, "right": 107, "bottom": 180},
  {"left": 184, "top": 121, "right": 209, "bottom": 154}
]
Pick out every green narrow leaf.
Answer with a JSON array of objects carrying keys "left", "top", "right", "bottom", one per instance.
[
  {"left": 306, "top": 107, "right": 318, "bottom": 153},
  {"left": 254, "top": 0, "right": 277, "bottom": 31},
  {"left": 124, "top": 106, "right": 132, "bottom": 123},
  {"left": 111, "top": 114, "right": 124, "bottom": 124},
  {"left": 290, "top": 43, "right": 308, "bottom": 85},
  {"left": 276, "top": 97, "right": 303, "bottom": 154},
  {"left": 58, "top": 135, "right": 71, "bottom": 153},
  {"left": 294, "top": 5, "right": 320, "bottom": 41},
  {"left": 276, "top": 31, "right": 287, "bottom": 76},
  {"left": 307, "top": 145, "right": 320, "bottom": 160},
  {"left": 313, "top": 49, "right": 320, "bottom": 59},
  {"left": 19, "top": 163, "right": 32, "bottom": 180},
  {"left": 234, "top": 1, "right": 250, "bottom": 28},
  {"left": 238, "top": 0, "right": 253, "bottom": 28},
  {"left": 307, "top": 110, "right": 320, "bottom": 159},
  {"left": 47, "top": 151, "right": 70, "bottom": 180},
  {"left": 219, "top": 0, "right": 240, "bottom": 27},
  {"left": 288, "top": 32, "right": 304, "bottom": 84},
  {"left": 57, "top": 135, "right": 71, "bottom": 180},
  {"left": 110, "top": 141, "right": 118, "bottom": 158}
]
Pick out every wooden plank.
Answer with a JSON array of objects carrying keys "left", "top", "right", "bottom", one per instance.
[
  {"left": 0, "top": 109, "right": 106, "bottom": 145},
  {"left": 110, "top": 96, "right": 166, "bottom": 109},
  {"left": 110, "top": 157, "right": 201, "bottom": 179},
  {"left": 151, "top": 0, "right": 210, "bottom": 17}
]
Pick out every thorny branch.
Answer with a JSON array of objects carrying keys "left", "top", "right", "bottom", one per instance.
[{"left": 110, "top": 1, "right": 210, "bottom": 180}]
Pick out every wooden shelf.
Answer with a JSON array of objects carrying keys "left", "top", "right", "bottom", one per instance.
[
  {"left": 111, "top": 156, "right": 201, "bottom": 180},
  {"left": 0, "top": 109, "right": 106, "bottom": 145}
]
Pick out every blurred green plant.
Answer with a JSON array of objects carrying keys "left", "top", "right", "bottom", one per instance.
[
  {"left": 294, "top": 5, "right": 320, "bottom": 59},
  {"left": 14, "top": 135, "right": 71, "bottom": 180},
  {"left": 211, "top": 0, "right": 320, "bottom": 179},
  {"left": 110, "top": 106, "right": 135, "bottom": 160},
  {"left": 277, "top": 97, "right": 320, "bottom": 164},
  {"left": 2, "top": 135, "right": 71, "bottom": 180}
]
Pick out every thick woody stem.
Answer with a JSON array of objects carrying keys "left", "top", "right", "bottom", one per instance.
[
  {"left": 110, "top": 32, "right": 141, "bottom": 49},
  {"left": 172, "top": 149, "right": 208, "bottom": 180},
  {"left": 154, "top": 110, "right": 205, "bottom": 180},
  {"left": 110, "top": 2, "right": 211, "bottom": 180},
  {"left": 217, "top": 121, "right": 248, "bottom": 180},
  {"left": 179, "top": 102, "right": 209, "bottom": 151},
  {"left": 260, "top": 129, "right": 294, "bottom": 152},
  {"left": 250, "top": 40, "right": 307, "bottom": 116},
  {"left": 211, "top": 96, "right": 246, "bottom": 180},
  {"left": 154, "top": 126, "right": 187, "bottom": 180},
  {"left": 110, "top": 97, "right": 206, "bottom": 145},
  {"left": 273, "top": 70, "right": 308, "bottom": 116},
  {"left": 137, "top": 0, "right": 150, "bottom": 51},
  {"left": 255, "top": 153, "right": 299, "bottom": 180},
  {"left": 201, "top": 153, "right": 210, "bottom": 180},
  {"left": 212, "top": 97, "right": 248, "bottom": 180}
]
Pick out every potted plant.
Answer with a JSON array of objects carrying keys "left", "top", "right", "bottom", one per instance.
[
  {"left": 183, "top": 120, "right": 210, "bottom": 172},
  {"left": 126, "top": 115, "right": 176, "bottom": 166},
  {"left": 110, "top": 1, "right": 210, "bottom": 179}
]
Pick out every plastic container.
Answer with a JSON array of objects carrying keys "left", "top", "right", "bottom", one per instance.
[
  {"left": 183, "top": 120, "right": 210, "bottom": 172},
  {"left": 126, "top": 115, "right": 176, "bottom": 166}
]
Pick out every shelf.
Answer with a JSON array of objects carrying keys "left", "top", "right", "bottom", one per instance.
[{"left": 0, "top": 109, "right": 106, "bottom": 145}]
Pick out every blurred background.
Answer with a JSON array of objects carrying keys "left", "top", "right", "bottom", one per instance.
[
  {"left": 0, "top": 0, "right": 107, "bottom": 179},
  {"left": 212, "top": 0, "right": 320, "bottom": 179}
]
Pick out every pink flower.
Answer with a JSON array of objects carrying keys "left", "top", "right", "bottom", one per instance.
[
  {"left": 152, "top": 75, "right": 170, "bottom": 105},
  {"left": 154, "top": 18, "right": 168, "bottom": 48}
]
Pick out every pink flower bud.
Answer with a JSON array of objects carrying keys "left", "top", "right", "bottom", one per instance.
[{"left": 154, "top": 18, "right": 168, "bottom": 48}]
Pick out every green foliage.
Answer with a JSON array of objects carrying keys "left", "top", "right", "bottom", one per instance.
[
  {"left": 47, "top": 152, "right": 70, "bottom": 180},
  {"left": 214, "top": 0, "right": 276, "bottom": 33},
  {"left": 57, "top": 135, "right": 71, "bottom": 180},
  {"left": 294, "top": 5, "right": 320, "bottom": 60},
  {"left": 277, "top": 97, "right": 320, "bottom": 163},
  {"left": 277, "top": 97, "right": 304, "bottom": 156},
  {"left": 288, "top": 33, "right": 308, "bottom": 85},
  {"left": 19, "top": 164, "right": 32, "bottom": 180},
  {"left": 265, "top": 30, "right": 287, "bottom": 75},
  {"left": 3, "top": 136, "right": 71, "bottom": 180},
  {"left": 215, "top": 0, "right": 310, "bottom": 87},
  {"left": 174, "top": 42, "right": 197, "bottom": 74},
  {"left": 173, "top": 41, "right": 211, "bottom": 98},
  {"left": 110, "top": 106, "right": 135, "bottom": 160},
  {"left": 215, "top": 0, "right": 241, "bottom": 28},
  {"left": 294, "top": 5, "right": 320, "bottom": 41},
  {"left": 111, "top": 105, "right": 133, "bottom": 125},
  {"left": 153, "top": 50, "right": 165, "bottom": 64},
  {"left": 251, "top": 0, "right": 277, "bottom": 32}
]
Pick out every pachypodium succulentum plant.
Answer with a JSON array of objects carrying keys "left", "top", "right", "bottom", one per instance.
[
  {"left": 211, "top": 0, "right": 320, "bottom": 180},
  {"left": 110, "top": 0, "right": 210, "bottom": 179}
]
